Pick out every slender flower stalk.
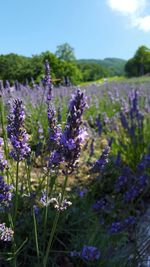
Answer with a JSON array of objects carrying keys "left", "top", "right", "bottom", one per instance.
[
  {"left": 43, "top": 60, "right": 60, "bottom": 252},
  {"left": 44, "top": 90, "right": 87, "bottom": 267},
  {"left": 43, "top": 175, "right": 69, "bottom": 267},
  {"left": 33, "top": 207, "right": 40, "bottom": 262}
]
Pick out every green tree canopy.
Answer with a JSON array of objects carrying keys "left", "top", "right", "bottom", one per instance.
[
  {"left": 77, "top": 62, "right": 108, "bottom": 81},
  {"left": 55, "top": 43, "right": 76, "bottom": 62},
  {"left": 0, "top": 51, "right": 82, "bottom": 85},
  {"left": 125, "top": 45, "right": 150, "bottom": 77}
]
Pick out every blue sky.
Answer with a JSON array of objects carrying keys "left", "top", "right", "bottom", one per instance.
[{"left": 0, "top": 0, "right": 150, "bottom": 60}]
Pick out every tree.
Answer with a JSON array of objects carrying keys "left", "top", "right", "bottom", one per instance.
[
  {"left": 0, "top": 53, "right": 32, "bottom": 83},
  {"left": 55, "top": 43, "right": 76, "bottom": 62},
  {"left": 77, "top": 62, "right": 107, "bottom": 82},
  {"left": 125, "top": 45, "right": 150, "bottom": 77}
]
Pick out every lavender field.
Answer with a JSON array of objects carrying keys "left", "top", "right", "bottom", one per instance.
[{"left": 0, "top": 61, "right": 150, "bottom": 267}]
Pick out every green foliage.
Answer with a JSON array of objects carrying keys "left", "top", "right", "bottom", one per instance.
[
  {"left": 55, "top": 42, "right": 76, "bottom": 62},
  {"left": 77, "top": 62, "right": 107, "bottom": 81},
  {"left": 0, "top": 53, "right": 32, "bottom": 83},
  {"left": 0, "top": 51, "right": 82, "bottom": 85},
  {"left": 77, "top": 58, "right": 126, "bottom": 77},
  {"left": 125, "top": 45, "right": 150, "bottom": 77},
  {"left": 0, "top": 44, "right": 127, "bottom": 85}
]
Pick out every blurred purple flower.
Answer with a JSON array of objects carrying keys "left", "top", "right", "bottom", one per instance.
[
  {"left": 81, "top": 245, "right": 101, "bottom": 261},
  {"left": 77, "top": 188, "right": 88, "bottom": 198},
  {"left": 108, "top": 221, "right": 122, "bottom": 234},
  {"left": 91, "top": 146, "right": 110, "bottom": 173},
  {"left": 92, "top": 199, "right": 106, "bottom": 211},
  {"left": 124, "top": 186, "right": 140, "bottom": 202},
  {"left": 124, "top": 216, "right": 136, "bottom": 226},
  {"left": 95, "top": 114, "right": 103, "bottom": 136},
  {"left": 0, "top": 176, "right": 12, "bottom": 210}
]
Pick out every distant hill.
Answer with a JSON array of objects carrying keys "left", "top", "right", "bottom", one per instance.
[{"left": 77, "top": 58, "right": 127, "bottom": 76}]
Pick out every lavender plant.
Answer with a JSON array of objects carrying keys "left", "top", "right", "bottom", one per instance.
[{"left": 0, "top": 61, "right": 150, "bottom": 266}]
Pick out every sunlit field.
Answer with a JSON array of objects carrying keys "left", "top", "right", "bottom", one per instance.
[{"left": 0, "top": 61, "right": 150, "bottom": 267}]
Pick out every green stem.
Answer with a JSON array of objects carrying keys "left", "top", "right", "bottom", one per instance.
[
  {"left": 43, "top": 174, "right": 49, "bottom": 250},
  {"left": 8, "top": 213, "right": 17, "bottom": 267},
  {"left": 26, "top": 163, "right": 31, "bottom": 193},
  {"left": 33, "top": 208, "right": 40, "bottom": 262},
  {"left": 14, "top": 161, "right": 19, "bottom": 224},
  {"left": 43, "top": 172, "right": 57, "bottom": 251},
  {"left": 61, "top": 175, "right": 68, "bottom": 200},
  {"left": 43, "top": 211, "right": 60, "bottom": 267},
  {"left": 43, "top": 175, "right": 68, "bottom": 267}
]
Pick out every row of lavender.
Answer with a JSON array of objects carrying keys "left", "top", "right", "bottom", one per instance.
[{"left": 0, "top": 61, "right": 150, "bottom": 266}]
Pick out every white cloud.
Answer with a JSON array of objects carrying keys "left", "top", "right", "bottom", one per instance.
[
  {"left": 107, "top": 0, "right": 146, "bottom": 15},
  {"left": 107, "top": 0, "right": 150, "bottom": 32},
  {"left": 134, "top": 15, "right": 150, "bottom": 32}
]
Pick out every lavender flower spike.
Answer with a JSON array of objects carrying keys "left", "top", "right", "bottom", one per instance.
[
  {"left": 91, "top": 145, "right": 110, "bottom": 173},
  {"left": 49, "top": 89, "right": 87, "bottom": 172},
  {"left": 60, "top": 89, "right": 87, "bottom": 171},
  {"left": 0, "top": 176, "right": 12, "bottom": 210},
  {"left": 7, "top": 99, "right": 30, "bottom": 161}
]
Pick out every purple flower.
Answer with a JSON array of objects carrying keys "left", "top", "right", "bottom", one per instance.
[
  {"left": 81, "top": 245, "right": 101, "bottom": 261},
  {"left": 49, "top": 151, "right": 63, "bottom": 166},
  {"left": 62, "top": 89, "right": 87, "bottom": 166},
  {"left": 120, "top": 112, "right": 129, "bottom": 131},
  {"left": 7, "top": 99, "right": 30, "bottom": 161},
  {"left": 124, "top": 186, "right": 139, "bottom": 202},
  {"left": 95, "top": 114, "right": 103, "bottom": 135},
  {"left": 77, "top": 188, "right": 88, "bottom": 198},
  {"left": 92, "top": 199, "right": 106, "bottom": 211},
  {"left": 49, "top": 89, "right": 87, "bottom": 172},
  {"left": 91, "top": 146, "right": 110, "bottom": 173},
  {"left": 47, "top": 103, "right": 62, "bottom": 153},
  {"left": 0, "top": 176, "right": 12, "bottom": 210},
  {"left": 124, "top": 216, "right": 136, "bottom": 226},
  {"left": 40, "top": 191, "right": 48, "bottom": 207},
  {"left": 108, "top": 221, "right": 122, "bottom": 234},
  {"left": 138, "top": 174, "right": 146, "bottom": 187},
  {"left": 61, "top": 136, "right": 76, "bottom": 151},
  {"left": 115, "top": 175, "right": 127, "bottom": 191}
]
